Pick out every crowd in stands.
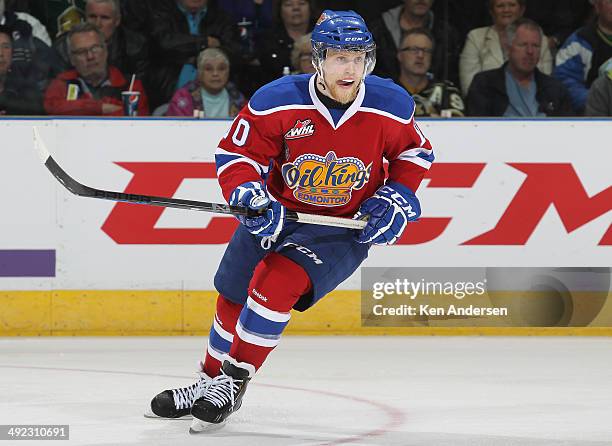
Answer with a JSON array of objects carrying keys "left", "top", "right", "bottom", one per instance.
[{"left": 1, "top": 0, "right": 611, "bottom": 118}]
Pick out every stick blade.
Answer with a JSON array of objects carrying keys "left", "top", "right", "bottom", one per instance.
[
  {"left": 33, "top": 127, "right": 51, "bottom": 164},
  {"left": 32, "top": 127, "right": 91, "bottom": 197}
]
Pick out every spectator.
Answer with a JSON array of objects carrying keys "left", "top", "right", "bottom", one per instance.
[
  {"left": 256, "top": 0, "right": 316, "bottom": 84},
  {"left": 585, "top": 57, "right": 612, "bottom": 115},
  {"left": 395, "top": 28, "right": 465, "bottom": 116},
  {"left": 167, "top": 47, "right": 245, "bottom": 117},
  {"left": 290, "top": 32, "right": 315, "bottom": 74},
  {"left": 0, "top": 0, "right": 63, "bottom": 93},
  {"left": 467, "top": 18, "right": 573, "bottom": 117},
  {"left": 459, "top": 0, "right": 554, "bottom": 96},
  {"left": 54, "top": 0, "right": 150, "bottom": 84},
  {"left": 369, "top": 0, "right": 462, "bottom": 86},
  {"left": 554, "top": 0, "right": 612, "bottom": 114},
  {"left": 44, "top": 22, "right": 149, "bottom": 116},
  {"left": 148, "top": 0, "right": 240, "bottom": 109},
  {"left": 0, "top": 25, "right": 44, "bottom": 114}
]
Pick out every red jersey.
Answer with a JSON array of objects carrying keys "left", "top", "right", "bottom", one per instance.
[{"left": 215, "top": 74, "right": 434, "bottom": 218}]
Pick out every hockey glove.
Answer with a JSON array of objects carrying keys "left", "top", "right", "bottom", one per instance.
[
  {"left": 229, "top": 181, "right": 286, "bottom": 238},
  {"left": 354, "top": 181, "right": 420, "bottom": 245}
]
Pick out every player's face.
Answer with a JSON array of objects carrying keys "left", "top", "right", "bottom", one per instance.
[
  {"left": 0, "top": 33, "right": 11, "bottom": 77},
  {"left": 490, "top": 0, "right": 525, "bottom": 29},
  {"left": 199, "top": 57, "right": 229, "bottom": 94},
  {"left": 508, "top": 26, "right": 541, "bottom": 75},
  {"left": 398, "top": 33, "right": 433, "bottom": 77},
  {"left": 86, "top": 1, "right": 120, "bottom": 42},
  {"left": 321, "top": 49, "right": 366, "bottom": 104}
]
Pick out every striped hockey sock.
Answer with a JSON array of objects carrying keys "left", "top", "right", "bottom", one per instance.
[
  {"left": 229, "top": 253, "right": 311, "bottom": 370},
  {"left": 203, "top": 294, "right": 242, "bottom": 377}
]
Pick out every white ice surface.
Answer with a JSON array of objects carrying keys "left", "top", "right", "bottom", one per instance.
[{"left": 1, "top": 336, "right": 611, "bottom": 446}]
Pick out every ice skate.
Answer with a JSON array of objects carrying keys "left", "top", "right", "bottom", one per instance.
[
  {"left": 145, "top": 363, "right": 212, "bottom": 419},
  {"left": 189, "top": 358, "right": 254, "bottom": 433}
]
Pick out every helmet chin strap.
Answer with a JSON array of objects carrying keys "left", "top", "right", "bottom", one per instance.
[{"left": 315, "top": 64, "right": 328, "bottom": 91}]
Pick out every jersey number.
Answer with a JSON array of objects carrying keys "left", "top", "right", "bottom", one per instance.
[
  {"left": 231, "top": 118, "right": 250, "bottom": 146},
  {"left": 413, "top": 121, "right": 426, "bottom": 145}
]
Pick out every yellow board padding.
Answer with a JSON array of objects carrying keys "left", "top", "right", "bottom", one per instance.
[
  {"left": 1, "top": 290, "right": 612, "bottom": 336},
  {"left": 52, "top": 290, "right": 184, "bottom": 332},
  {"left": 0, "top": 291, "right": 52, "bottom": 332}
]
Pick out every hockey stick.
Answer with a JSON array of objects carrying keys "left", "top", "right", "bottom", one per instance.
[{"left": 33, "top": 128, "right": 367, "bottom": 230}]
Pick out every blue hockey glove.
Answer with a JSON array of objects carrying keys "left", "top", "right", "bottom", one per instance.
[
  {"left": 229, "top": 181, "right": 286, "bottom": 238},
  {"left": 354, "top": 181, "right": 420, "bottom": 245}
]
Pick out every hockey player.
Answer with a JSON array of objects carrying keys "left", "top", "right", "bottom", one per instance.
[{"left": 146, "top": 10, "right": 434, "bottom": 432}]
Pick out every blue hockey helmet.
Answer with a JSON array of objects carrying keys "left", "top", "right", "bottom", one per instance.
[{"left": 311, "top": 10, "right": 376, "bottom": 76}]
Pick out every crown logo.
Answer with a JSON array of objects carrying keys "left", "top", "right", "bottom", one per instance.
[{"left": 281, "top": 151, "right": 372, "bottom": 207}]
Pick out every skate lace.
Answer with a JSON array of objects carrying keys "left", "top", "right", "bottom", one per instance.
[
  {"left": 202, "top": 371, "right": 241, "bottom": 408},
  {"left": 171, "top": 373, "right": 210, "bottom": 409}
]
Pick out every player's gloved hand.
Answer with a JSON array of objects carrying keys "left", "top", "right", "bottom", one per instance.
[
  {"left": 229, "top": 181, "right": 286, "bottom": 238},
  {"left": 354, "top": 181, "right": 420, "bottom": 245}
]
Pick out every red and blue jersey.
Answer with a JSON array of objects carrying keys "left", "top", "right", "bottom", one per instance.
[{"left": 215, "top": 73, "right": 434, "bottom": 218}]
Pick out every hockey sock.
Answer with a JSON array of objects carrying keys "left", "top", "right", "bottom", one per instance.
[
  {"left": 203, "top": 294, "right": 243, "bottom": 377},
  {"left": 230, "top": 252, "right": 311, "bottom": 370}
]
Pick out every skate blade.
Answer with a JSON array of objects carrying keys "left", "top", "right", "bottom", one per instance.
[
  {"left": 189, "top": 418, "right": 226, "bottom": 434},
  {"left": 143, "top": 409, "right": 192, "bottom": 420}
]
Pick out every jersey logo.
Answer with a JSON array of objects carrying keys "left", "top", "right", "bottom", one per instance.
[
  {"left": 281, "top": 242, "right": 323, "bottom": 265},
  {"left": 251, "top": 288, "right": 268, "bottom": 302},
  {"left": 284, "top": 119, "right": 315, "bottom": 140},
  {"left": 281, "top": 151, "right": 372, "bottom": 207}
]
